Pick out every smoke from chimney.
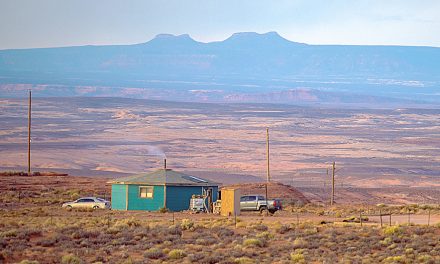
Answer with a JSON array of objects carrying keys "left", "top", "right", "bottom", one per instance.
[{"left": 146, "top": 146, "right": 166, "bottom": 158}]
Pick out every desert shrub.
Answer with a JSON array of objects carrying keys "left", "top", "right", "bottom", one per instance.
[
  {"left": 19, "top": 260, "right": 40, "bottom": 264},
  {"left": 404, "top": 248, "right": 414, "bottom": 255},
  {"left": 256, "top": 231, "right": 273, "bottom": 240},
  {"left": 19, "top": 228, "right": 42, "bottom": 239},
  {"left": 91, "top": 254, "right": 106, "bottom": 263},
  {"left": 201, "top": 254, "right": 224, "bottom": 264},
  {"left": 380, "top": 237, "right": 393, "bottom": 246},
  {"left": 59, "top": 226, "right": 82, "bottom": 235},
  {"left": 168, "top": 249, "right": 186, "bottom": 259},
  {"left": 234, "top": 257, "right": 255, "bottom": 264},
  {"left": 166, "top": 225, "right": 182, "bottom": 236},
  {"left": 180, "top": 219, "right": 194, "bottom": 230},
  {"left": 187, "top": 253, "right": 205, "bottom": 262},
  {"left": 243, "top": 238, "right": 264, "bottom": 247},
  {"left": 119, "top": 257, "right": 134, "bottom": 264},
  {"left": 114, "top": 218, "right": 140, "bottom": 228},
  {"left": 383, "top": 226, "right": 403, "bottom": 236},
  {"left": 290, "top": 252, "right": 305, "bottom": 263},
  {"left": 212, "top": 226, "right": 234, "bottom": 238},
  {"left": 37, "top": 238, "right": 57, "bottom": 247},
  {"left": 72, "top": 229, "right": 100, "bottom": 240},
  {"left": 61, "top": 254, "right": 82, "bottom": 264},
  {"left": 236, "top": 222, "right": 247, "bottom": 228},
  {"left": 0, "top": 238, "right": 6, "bottom": 249},
  {"left": 413, "top": 227, "right": 429, "bottom": 236},
  {"left": 293, "top": 237, "right": 307, "bottom": 249},
  {"left": 70, "top": 193, "right": 80, "bottom": 200},
  {"left": 417, "top": 254, "right": 433, "bottom": 263},
  {"left": 195, "top": 237, "right": 217, "bottom": 245},
  {"left": 144, "top": 248, "right": 165, "bottom": 259},
  {"left": 253, "top": 224, "right": 268, "bottom": 231},
  {"left": 0, "top": 229, "right": 17, "bottom": 238},
  {"left": 304, "top": 227, "right": 318, "bottom": 235},
  {"left": 276, "top": 224, "right": 291, "bottom": 234},
  {"left": 159, "top": 207, "right": 169, "bottom": 213}
]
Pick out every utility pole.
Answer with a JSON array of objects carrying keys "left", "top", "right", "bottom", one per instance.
[
  {"left": 266, "top": 127, "right": 270, "bottom": 183},
  {"left": 330, "top": 161, "right": 335, "bottom": 206},
  {"left": 265, "top": 127, "right": 270, "bottom": 216},
  {"left": 27, "top": 89, "right": 32, "bottom": 176}
]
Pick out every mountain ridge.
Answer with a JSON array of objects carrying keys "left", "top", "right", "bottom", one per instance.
[
  {"left": 3, "top": 31, "right": 440, "bottom": 51},
  {"left": 1, "top": 31, "right": 440, "bottom": 106}
]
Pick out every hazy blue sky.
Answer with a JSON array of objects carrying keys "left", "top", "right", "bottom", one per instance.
[{"left": 1, "top": 0, "right": 439, "bottom": 49}]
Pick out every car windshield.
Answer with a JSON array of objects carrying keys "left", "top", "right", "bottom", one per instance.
[{"left": 96, "top": 198, "right": 106, "bottom": 202}]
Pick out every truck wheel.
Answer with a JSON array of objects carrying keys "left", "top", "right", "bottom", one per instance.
[{"left": 259, "top": 207, "right": 268, "bottom": 215}]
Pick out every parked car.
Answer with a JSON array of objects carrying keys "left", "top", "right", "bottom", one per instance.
[
  {"left": 62, "top": 197, "right": 111, "bottom": 209},
  {"left": 240, "top": 195, "right": 282, "bottom": 214}
]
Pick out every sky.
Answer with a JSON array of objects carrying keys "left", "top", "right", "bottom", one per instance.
[{"left": 1, "top": 0, "right": 440, "bottom": 49}]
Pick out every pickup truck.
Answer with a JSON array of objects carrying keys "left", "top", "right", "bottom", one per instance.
[{"left": 240, "top": 195, "right": 282, "bottom": 214}]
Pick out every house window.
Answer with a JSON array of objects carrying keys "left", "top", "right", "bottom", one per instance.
[{"left": 139, "top": 186, "right": 154, "bottom": 198}]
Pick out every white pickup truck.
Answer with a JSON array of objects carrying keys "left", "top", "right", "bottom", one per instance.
[{"left": 240, "top": 195, "right": 282, "bottom": 214}]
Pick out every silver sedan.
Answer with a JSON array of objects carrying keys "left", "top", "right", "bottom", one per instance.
[{"left": 62, "top": 197, "right": 111, "bottom": 209}]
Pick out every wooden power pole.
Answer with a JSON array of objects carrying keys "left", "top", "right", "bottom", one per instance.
[
  {"left": 27, "top": 90, "right": 32, "bottom": 176},
  {"left": 330, "top": 162, "right": 335, "bottom": 205},
  {"left": 266, "top": 127, "right": 270, "bottom": 183}
]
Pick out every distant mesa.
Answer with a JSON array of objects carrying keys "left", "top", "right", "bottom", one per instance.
[
  {"left": 150, "top": 33, "right": 196, "bottom": 43},
  {"left": 149, "top": 31, "right": 305, "bottom": 45},
  {"left": 154, "top": 33, "right": 193, "bottom": 40},
  {"left": 228, "top": 31, "right": 280, "bottom": 39},
  {"left": 1, "top": 30, "right": 440, "bottom": 106}
]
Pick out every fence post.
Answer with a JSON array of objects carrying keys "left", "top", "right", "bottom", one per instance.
[
  {"left": 234, "top": 212, "right": 237, "bottom": 228},
  {"left": 379, "top": 209, "right": 383, "bottom": 227},
  {"left": 359, "top": 212, "right": 363, "bottom": 227},
  {"left": 389, "top": 213, "right": 392, "bottom": 226},
  {"left": 428, "top": 210, "right": 431, "bottom": 226},
  {"left": 407, "top": 209, "right": 411, "bottom": 225}
]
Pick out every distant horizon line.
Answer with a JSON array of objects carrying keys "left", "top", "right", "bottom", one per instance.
[{"left": 2, "top": 31, "right": 440, "bottom": 51}]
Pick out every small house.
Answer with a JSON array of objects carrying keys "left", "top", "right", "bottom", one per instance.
[{"left": 109, "top": 168, "right": 219, "bottom": 211}]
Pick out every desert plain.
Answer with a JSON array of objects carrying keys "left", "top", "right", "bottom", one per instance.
[{"left": 0, "top": 97, "right": 439, "bottom": 204}]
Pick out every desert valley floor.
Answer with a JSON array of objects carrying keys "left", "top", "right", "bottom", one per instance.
[{"left": 1, "top": 97, "right": 439, "bottom": 204}]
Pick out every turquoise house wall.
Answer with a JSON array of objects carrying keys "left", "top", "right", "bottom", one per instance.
[
  {"left": 166, "top": 186, "right": 218, "bottom": 212},
  {"left": 111, "top": 184, "right": 126, "bottom": 210},
  {"left": 111, "top": 184, "right": 218, "bottom": 211},
  {"left": 127, "top": 185, "right": 164, "bottom": 211}
]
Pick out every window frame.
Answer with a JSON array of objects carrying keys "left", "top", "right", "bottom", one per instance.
[{"left": 139, "top": 186, "right": 154, "bottom": 199}]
